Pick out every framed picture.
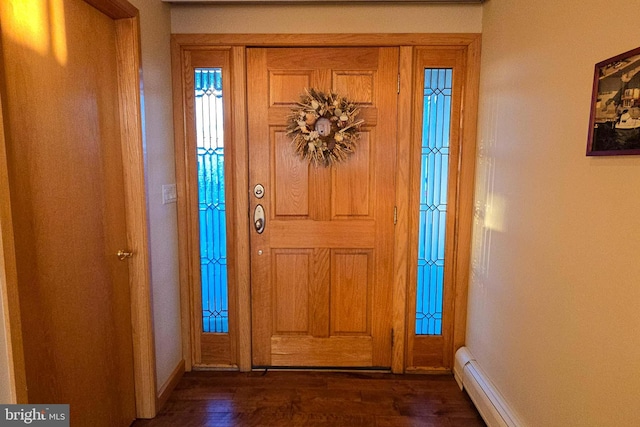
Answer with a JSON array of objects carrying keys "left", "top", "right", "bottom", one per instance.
[{"left": 587, "top": 46, "right": 640, "bottom": 156}]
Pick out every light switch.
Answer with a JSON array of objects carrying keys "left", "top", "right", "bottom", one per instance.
[{"left": 162, "top": 184, "right": 177, "bottom": 204}]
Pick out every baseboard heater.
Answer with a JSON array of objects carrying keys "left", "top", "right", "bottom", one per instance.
[{"left": 454, "top": 347, "right": 520, "bottom": 427}]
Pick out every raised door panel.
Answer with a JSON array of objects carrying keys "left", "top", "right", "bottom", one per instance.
[
  {"left": 333, "top": 71, "right": 375, "bottom": 104},
  {"left": 330, "top": 251, "right": 372, "bottom": 335},
  {"left": 274, "top": 130, "right": 309, "bottom": 217},
  {"left": 333, "top": 131, "right": 371, "bottom": 218},
  {"left": 269, "top": 71, "right": 313, "bottom": 106},
  {"left": 273, "top": 250, "right": 311, "bottom": 334}
]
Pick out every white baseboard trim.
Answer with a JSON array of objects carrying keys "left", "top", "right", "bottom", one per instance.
[{"left": 454, "top": 347, "right": 520, "bottom": 427}]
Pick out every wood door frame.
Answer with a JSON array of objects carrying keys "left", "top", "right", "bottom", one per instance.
[
  {"left": 171, "top": 45, "right": 250, "bottom": 371},
  {"left": 0, "top": 0, "right": 157, "bottom": 417},
  {"left": 404, "top": 47, "right": 473, "bottom": 372},
  {"left": 171, "top": 33, "right": 480, "bottom": 374}
]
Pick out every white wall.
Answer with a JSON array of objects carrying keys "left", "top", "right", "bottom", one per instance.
[
  {"left": 129, "top": 0, "right": 183, "bottom": 390},
  {"left": 469, "top": 0, "right": 640, "bottom": 425},
  {"left": 171, "top": 3, "right": 482, "bottom": 33}
]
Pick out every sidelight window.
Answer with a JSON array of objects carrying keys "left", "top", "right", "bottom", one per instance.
[
  {"left": 195, "top": 68, "right": 228, "bottom": 333},
  {"left": 415, "top": 68, "right": 453, "bottom": 336}
]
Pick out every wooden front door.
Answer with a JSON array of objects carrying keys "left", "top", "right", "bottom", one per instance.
[
  {"left": 0, "top": 0, "right": 137, "bottom": 423},
  {"left": 248, "top": 47, "right": 399, "bottom": 368}
]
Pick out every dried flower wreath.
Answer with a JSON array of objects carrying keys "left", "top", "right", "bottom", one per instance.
[{"left": 286, "top": 89, "right": 364, "bottom": 167}]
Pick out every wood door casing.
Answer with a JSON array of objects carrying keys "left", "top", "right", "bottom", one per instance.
[{"left": 248, "top": 47, "right": 398, "bottom": 368}]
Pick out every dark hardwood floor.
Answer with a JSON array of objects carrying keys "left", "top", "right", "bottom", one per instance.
[{"left": 132, "top": 370, "right": 486, "bottom": 427}]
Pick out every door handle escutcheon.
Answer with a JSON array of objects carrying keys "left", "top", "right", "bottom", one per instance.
[{"left": 254, "top": 204, "right": 265, "bottom": 234}]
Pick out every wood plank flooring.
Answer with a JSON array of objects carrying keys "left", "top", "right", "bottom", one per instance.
[{"left": 132, "top": 371, "right": 486, "bottom": 427}]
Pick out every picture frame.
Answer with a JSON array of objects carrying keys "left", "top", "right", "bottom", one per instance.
[{"left": 587, "top": 46, "right": 640, "bottom": 156}]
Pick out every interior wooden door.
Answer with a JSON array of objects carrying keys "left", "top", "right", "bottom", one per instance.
[
  {"left": 0, "top": 0, "right": 136, "bottom": 424},
  {"left": 248, "top": 47, "right": 399, "bottom": 368}
]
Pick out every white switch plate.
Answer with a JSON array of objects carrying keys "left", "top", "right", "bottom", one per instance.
[{"left": 162, "top": 184, "right": 177, "bottom": 204}]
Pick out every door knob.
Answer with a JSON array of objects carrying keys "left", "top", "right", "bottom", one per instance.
[
  {"left": 117, "top": 250, "right": 133, "bottom": 261},
  {"left": 254, "top": 204, "right": 265, "bottom": 234}
]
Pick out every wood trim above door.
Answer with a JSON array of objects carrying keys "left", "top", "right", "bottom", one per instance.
[
  {"left": 171, "top": 33, "right": 480, "bottom": 48},
  {"left": 171, "top": 33, "right": 480, "bottom": 374}
]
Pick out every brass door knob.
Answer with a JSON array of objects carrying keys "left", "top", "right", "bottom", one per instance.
[
  {"left": 254, "top": 204, "right": 265, "bottom": 234},
  {"left": 117, "top": 250, "right": 133, "bottom": 261}
]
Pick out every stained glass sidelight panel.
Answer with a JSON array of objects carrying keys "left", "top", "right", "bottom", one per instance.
[
  {"left": 415, "top": 68, "right": 453, "bottom": 336},
  {"left": 195, "top": 68, "right": 228, "bottom": 333}
]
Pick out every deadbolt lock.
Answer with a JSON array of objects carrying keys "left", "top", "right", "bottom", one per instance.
[{"left": 253, "top": 183, "right": 265, "bottom": 199}]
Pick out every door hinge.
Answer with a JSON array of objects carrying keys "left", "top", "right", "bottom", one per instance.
[
  {"left": 397, "top": 74, "right": 400, "bottom": 94},
  {"left": 393, "top": 206, "right": 398, "bottom": 225},
  {"left": 391, "top": 328, "right": 395, "bottom": 348}
]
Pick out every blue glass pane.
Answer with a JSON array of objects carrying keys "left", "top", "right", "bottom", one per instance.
[
  {"left": 195, "top": 68, "right": 228, "bottom": 333},
  {"left": 415, "top": 68, "right": 453, "bottom": 336}
]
